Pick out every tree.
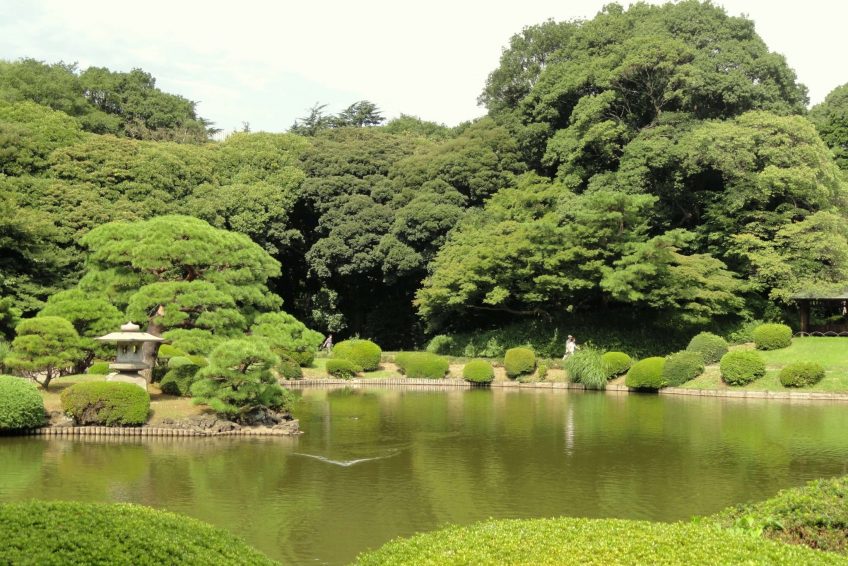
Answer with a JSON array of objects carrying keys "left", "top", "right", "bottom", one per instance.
[
  {"left": 5, "top": 316, "right": 84, "bottom": 389},
  {"left": 0, "top": 297, "right": 21, "bottom": 341},
  {"left": 190, "top": 338, "right": 294, "bottom": 422},
  {"left": 290, "top": 102, "right": 332, "bottom": 136},
  {"left": 333, "top": 100, "right": 385, "bottom": 128},
  {"left": 249, "top": 312, "right": 323, "bottom": 367},
  {"left": 810, "top": 83, "right": 848, "bottom": 171}
]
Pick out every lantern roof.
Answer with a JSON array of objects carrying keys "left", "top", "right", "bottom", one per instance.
[{"left": 95, "top": 322, "right": 165, "bottom": 343}]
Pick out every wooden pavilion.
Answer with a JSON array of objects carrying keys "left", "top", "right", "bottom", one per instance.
[{"left": 792, "top": 292, "right": 848, "bottom": 335}]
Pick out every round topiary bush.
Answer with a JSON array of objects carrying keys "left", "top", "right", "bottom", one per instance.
[
  {"left": 160, "top": 356, "right": 202, "bottom": 397},
  {"left": 395, "top": 352, "right": 449, "bottom": 379},
  {"left": 0, "top": 375, "right": 45, "bottom": 431},
  {"left": 720, "top": 351, "right": 766, "bottom": 386},
  {"left": 601, "top": 351, "right": 632, "bottom": 378},
  {"left": 0, "top": 501, "right": 277, "bottom": 565},
  {"left": 503, "top": 347, "right": 536, "bottom": 378},
  {"left": 753, "top": 323, "right": 792, "bottom": 350},
  {"left": 625, "top": 357, "right": 667, "bottom": 390},
  {"left": 87, "top": 361, "right": 111, "bottom": 375},
  {"left": 686, "top": 332, "right": 728, "bottom": 364},
  {"left": 353, "top": 516, "right": 833, "bottom": 566},
  {"left": 277, "top": 355, "right": 303, "bottom": 380},
  {"left": 282, "top": 349, "right": 315, "bottom": 368},
  {"left": 426, "top": 335, "right": 455, "bottom": 355},
  {"left": 662, "top": 351, "right": 705, "bottom": 387},
  {"left": 326, "top": 358, "right": 362, "bottom": 379},
  {"left": 779, "top": 362, "right": 825, "bottom": 388},
  {"left": 61, "top": 381, "right": 150, "bottom": 426},
  {"left": 463, "top": 359, "right": 494, "bottom": 384},
  {"left": 332, "top": 339, "right": 382, "bottom": 371}
]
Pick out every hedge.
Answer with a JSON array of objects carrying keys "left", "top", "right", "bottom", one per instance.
[
  {"left": 332, "top": 339, "right": 382, "bottom": 371},
  {"left": 395, "top": 352, "right": 449, "bottom": 379},
  {"left": 625, "top": 357, "right": 667, "bottom": 390},
  {"left": 277, "top": 355, "right": 303, "bottom": 380},
  {"left": 87, "top": 361, "right": 110, "bottom": 375},
  {"left": 753, "top": 323, "right": 792, "bottom": 350},
  {"left": 353, "top": 516, "right": 840, "bottom": 565},
  {"left": 61, "top": 381, "right": 150, "bottom": 426},
  {"left": 503, "top": 347, "right": 536, "bottom": 378},
  {"left": 686, "top": 332, "right": 728, "bottom": 364},
  {"left": 282, "top": 349, "right": 314, "bottom": 368},
  {"left": 426, "top": 335, "right": 454, "bottom": 355},
  {"left": 0, "top": 375, "right": 45, "bottom": 430},
  {"left": 463, "top": 359, "right": 494, "bottom": 384},
  {"left": 160, "top": 356, "right": 206, "bottom": 397},
  {"left": 326, "top": 358, "right": 361, "bottom": 379},
  {"left": 720, "top": 351, "right": 766, "bottom": 386},
  {"left": 779, "top": 362, "right": 826, "bottom": 388},
  {"left": 0, "top": 501, "right": 277, "bottom": 565},
  {"left": 662, "top": 351, "right": 705, "bottom": 387},
  {"left": 601, "top": 351, "right": 632, "bottom": 378}
]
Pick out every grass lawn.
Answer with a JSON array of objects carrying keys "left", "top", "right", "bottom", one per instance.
[{"left": 682, "top": 337, "right": 848, "bottom": 392}]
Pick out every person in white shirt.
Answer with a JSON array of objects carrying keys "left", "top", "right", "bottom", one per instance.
[{"left": 562, "top": 335, "right": 576, "bottom": 360}]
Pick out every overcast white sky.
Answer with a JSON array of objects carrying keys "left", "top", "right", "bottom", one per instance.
[{"left": 1, "top": 0, "right": 846, "bottom": 134}]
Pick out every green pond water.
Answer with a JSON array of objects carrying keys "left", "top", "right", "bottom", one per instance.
[{"left": 2, "top": 387, "right": 848, "bottom": 565}]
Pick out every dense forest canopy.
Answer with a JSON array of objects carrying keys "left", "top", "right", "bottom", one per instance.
[{"left": 1, "top": 0, "right": 846, "bottom": 353}]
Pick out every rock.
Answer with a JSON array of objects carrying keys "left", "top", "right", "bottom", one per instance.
[{"left": 48, "top": 411, "right": 74, "bottom": 428}]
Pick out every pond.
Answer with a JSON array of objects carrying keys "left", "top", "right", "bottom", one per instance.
[{"left": 2, "top": 387, "right": 848, "bottom": 565}]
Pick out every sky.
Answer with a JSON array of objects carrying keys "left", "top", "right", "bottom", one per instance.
[{"left": 1, "top": 0, "right": 846, "bottom": 134}]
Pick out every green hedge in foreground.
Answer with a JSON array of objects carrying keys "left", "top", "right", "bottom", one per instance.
[
  {"left": 0, "top": 375, "right": 45, "bottom": 430},
  {"left": 354, "top": 516, "right": 842, "bottom": 565},
  {"left": 0, "top": 501, "right": 277, "bottom": 565},
  {"left": 61, "top": 381, "right": 150, "bottom": 426}
]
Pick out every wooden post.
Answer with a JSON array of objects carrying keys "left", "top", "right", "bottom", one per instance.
[{"left": 799, "top": 300, "right": 810, "bottom": 334}]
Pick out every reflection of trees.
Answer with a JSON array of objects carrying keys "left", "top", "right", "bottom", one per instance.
[{"left": 0, "top": 439, "right": 47, "bottom": 498}]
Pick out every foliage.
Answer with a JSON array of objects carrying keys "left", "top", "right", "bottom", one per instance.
[
  {"left": 601, "top": 351, "right": 633, "bottom": 378},
  {"left": 61, "top": 381, "right": 150, "bottom": 426},
  {"left": 779, "top": 362, "right": 826, "bottom": 388},
  {"left": 394, "top": 352, "right": 450, "bottom": 379},
  {"left": 331, "top": 339, "right": 382, "bottom": 371},
  {"left": 325, "top": 358, "right": 361, "bottom": 379},
  {"left": 536, "top": 363, "right": 549, "bottom": 381},
  {"left": 712, "top": 474, "right": 848, "bottom": 555},
  {"left": 810, "top": 83, "right": 848, "bottom": 171},
  {"left": 191, "top": 339, "right": 293, "bottom": 422},
  {"left": 5, "top": 316, "right": 84, "bottom": 389},
  {"left": 0, "top": 297, "right": 21, "bottom": 341},
  {"left": 462, "top": 359, "right": 495, "bottom": 384},
  {"left": 353, "top": 516, "right": 838, "bottom": 566},
  {"left": 720, "top": 351, "right": 766, "bottom": 386},
  {"left": 87, "top": 361, "right": 110, "bottom": 375},
  {"left": 662, "top": 351, "right": 705, "bottom": 387},
  {"left": 503, "top": 347, "right": 536, "bottom": 378},
  {"left": 160, "top": 356, "right": 206, "bottom": 396},
  {"left": 686, "top": 332, "right": 729, "bottom": 364},
  {"left": 0, "top": 501, "right": 277, "bottom": 565},
  {"left": 0, "top": 375, "right": 45, "bottom": 430},
  {"left": 250, "top": 311, "right": 323, "bottom": 367},
  {"left": 425, "top": 334, "right": 454, "bottom": 355},
  {"left": 277, "top": 355, "right": 303, "bottom": 381},
  {"left": 563, "top": 348, "right": 607, "bottom": 390},
  {"left": 625, "top": 357, "right": 667, "bottom": 390},
  {"left": 753, "top": 323, "right": 793, "bottom": 350}
]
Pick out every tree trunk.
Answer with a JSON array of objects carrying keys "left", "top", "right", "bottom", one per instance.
[{"left": 141, "top": 305, "right": 165, "bottom": 382}]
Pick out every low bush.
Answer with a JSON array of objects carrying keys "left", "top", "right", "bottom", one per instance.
[
  {"left": 326, "top": 358, "right": 361, "bottom": 379},
  {"left": 87, "top": 361, "right": 111, "bottom": 375},
  {"left": 0, "top": 375, "right": 45, "bottom": 430},
  {"left": 601, "top": 351, "right": 632, "bottom": 378},
  {"left": 779, "top": 362, "right": 826, "bottom": 388},
  {"left": 353, "top": 517, "right": 836, "bottom": 565},
  {"left": 662, "top": 351, "right": 705, "bottom": 386},
  {"left": 564, "top": 349, "right": 606, "bottom": 390},
  {"left": 426, "top": 335, "right": 454, "bottom": 355},
  {"left": 332, "top": 339, "right": 382, "bottom": 371},
  {"left": 711, "top": 474, "right": 848, "bottom": 556},
  {"left": 281, "top": 349, "right": 314, "bottom": 368},
  {"left": 277, "top": 355, "right": 303, "bottom": 380},
  {"left": 463, "top": 359, "right": 494, "bottom": 384},
  {"left": 625, "top": 357, "right": 667, "bottom": 390},
  {"left": 686, "top": 332, "right": 728, "bottom": 364},
  {"left": 61, "top": 381, "right": 150, "bottom": 426},
  {"left": 536, "top": 363, "right": 549, "bottom": 381},
  {"left": 753, "top": 323, "right": 793, "bottom": 350},
  {"left": 395, "top": 352, "right": 449, "bottom": 379},
  {"left": 160, "top": 356, "right": 206, "bottom": 396},
  {"left": 720, "top": 351, "right": 766, "bottom": 386},
  {"left": 0, "top": 501, "right": 277, "bottom": 565},
  {"left": 503, "top": 347, "right": 536, "bottom": 378}
]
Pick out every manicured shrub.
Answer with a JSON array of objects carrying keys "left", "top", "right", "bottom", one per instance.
[
  {"left": 395, "top": 352, "right": 449, "bottom": 379},
  {"left": 426, "top": 334, "right": 454, "bottom": 354},
  {"left": 326, "top": 358, "right": 361, "bottom": 379},
  {"left": 686, "top": 332, "right": 728, "bottom": 364},
  {"left": 332, "top": 339, "right": 382, "bottom": 371},
  {"left": 353, "top": 517, "right": 834, "bottom": 566},
  {"left": 601, "top": 351, "right": 632, "bottom": 378},
  {"left": 160, "top": 356, "right": 206, "bottom": 396},
  {"left": 282, "top": 349, "right": 315, "bottom": 368},
  {"left": 5, "top": 316, "right": 84, "bottom": 389},
  {"left": 87, "top": 361, "right": 111, "bottom": 375},
  {"left": 277, "top": 355, "right": 303, "bottom": 380},
  {"left": 463, "top": 359, "right": 494, "bottom": 384},
  {"left": 720, "top": 351, "right": 766, "bottom": 386},
  {"left": 753, "top": 323, "right": 792, "bottom": 350},
  {"left": 712, "top": 474, "right": 848, "bottom": 555},
  {"left": 503, "top": 347, "right": 536, "bottom": 378},
  {"left": 250, "top": 311, "right": 323, "bottom": 367},
  {"left": 0, "top": 375, "right": 45, "bottom": 430},
  {"left": 564, "top": 348, "right": 606, "bottom": 390},
  {"left": 779, "top": 362, "right": 825, "bottom": 388},
  {"left": 536, "top": 363, "right": 549, "bottom": 381},
  {"left": 0, "top": 501, "right": 277, "bottom": 565},
  {"left": 625, "top": 357, "right": 667, "bottom": 390},
  {"left": 61, "top": 381, "right": 150, "bottom": 426},
  {"left": 662, "top": 351, "right": 705, "bottom": 386}
]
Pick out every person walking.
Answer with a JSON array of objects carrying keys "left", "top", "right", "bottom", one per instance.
[
  {"left": 562, "top": 335, "right": 576, "bottom": 360},
  {"left": 321, "top": 333, "right": 334, "bottom": 352}
]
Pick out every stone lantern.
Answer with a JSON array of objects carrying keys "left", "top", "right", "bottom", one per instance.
[{"left": 95, "top": 322, "right": 164, "bottom": 390}]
